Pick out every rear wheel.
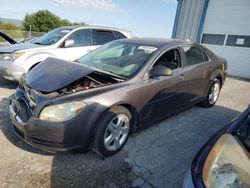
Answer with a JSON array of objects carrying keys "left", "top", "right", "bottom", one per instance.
[
  {"left": 200, "top": 78, "right": 221, "bottom": 107},
  {"left": 94, "top": 106, "right": 131, "bottom": 157}
]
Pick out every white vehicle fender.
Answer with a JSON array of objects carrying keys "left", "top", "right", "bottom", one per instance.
[{"left": 23, "top": 52, "right": 57, "bottom": 72}]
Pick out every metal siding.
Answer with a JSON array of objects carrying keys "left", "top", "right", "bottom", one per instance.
[
  {"left": 172, "top": 0, "right": 182, "bottom": 38},
  {"left": 174, "top": 0, "right": 206, "bottom": 41},
  {"left": 185, "top": 0, "right": 196, "bottom": 38},
  {"left": 190, "top": 0, "right": 200, "bottom": 40},
  {"left": 176, "top": 0, "right": 187, "bottom": 38},
  {"left": 202, "top": 0, "right": 250, "bottom": 79}
]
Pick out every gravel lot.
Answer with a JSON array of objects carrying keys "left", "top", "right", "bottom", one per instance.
[{"left": 0, "top": 77, "right": 249, "bottom": 188}]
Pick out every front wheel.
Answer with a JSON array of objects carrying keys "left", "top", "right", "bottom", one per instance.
[
  {"left": 94, "top": 106, "right": 131, "bottom": 157},
  {"left": 200, "top": 78, "right": 221, "bottom": 107}
]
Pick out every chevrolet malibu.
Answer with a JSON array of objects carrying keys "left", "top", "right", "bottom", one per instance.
[{"left": 9, "top": 38, "right": 227, "bottom": 156}]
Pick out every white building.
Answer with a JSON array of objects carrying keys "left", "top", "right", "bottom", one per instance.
[{"left": 172, "top": 0, "right": 250, "bottom": 79}]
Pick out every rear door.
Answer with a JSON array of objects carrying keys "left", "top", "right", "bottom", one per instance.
[
  {"left": 92, "top": 29, "right": 117, "bottom": 45},
  {"left": 180, "top": 45, "right": 212, "bottom": 103}
]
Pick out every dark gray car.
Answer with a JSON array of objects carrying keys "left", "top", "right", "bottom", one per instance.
[{"left": 9, "top": 38, "right": 227, "bottom": 156}]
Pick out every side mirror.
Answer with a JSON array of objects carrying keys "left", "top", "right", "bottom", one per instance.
[
  {"left": 150, "top": 66, "right": 173, "bottom": 77},
  {"left": 64, "top": 39, "right": 74, "bottom": 48}
]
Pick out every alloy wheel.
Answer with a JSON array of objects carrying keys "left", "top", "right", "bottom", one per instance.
[
  {"left": 209, "top": 82, "right": 220, "bottom": 105},
  {"left": 104, "top": 114, "right": 130, "bottom": 151}
]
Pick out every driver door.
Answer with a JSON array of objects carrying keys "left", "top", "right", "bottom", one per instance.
[
  {"left": 140, "top": 48, "right": 190, "bottom": 125},
  {"left": 53, "top": 29, "right": 99, "bottom": 62}
]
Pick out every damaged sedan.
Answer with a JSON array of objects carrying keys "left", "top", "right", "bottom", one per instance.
[{"left": 10, "top": 38, "right": 227, "bottom": 156}]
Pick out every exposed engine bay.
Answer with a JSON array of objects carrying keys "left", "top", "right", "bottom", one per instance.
[{"left": 59, "top": 71, "right": 124, "bottom": 94}]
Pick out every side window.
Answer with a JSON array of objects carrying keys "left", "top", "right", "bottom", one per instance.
[
  {"left": 67, "top": 29, "right": 91, "bottom": 47},
  {"left": 154, "top": 49, "right": 181, "bottom": 70},
  {"left": 93, "top": 30, "right": 116, "bottom": 45},
  {"left": 114, "top": 31, "right": 127, "bottom": 39},
  {"left": 183, "top": 46, "right": 208, "bottom": 66}
]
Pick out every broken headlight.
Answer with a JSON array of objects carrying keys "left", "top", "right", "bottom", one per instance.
[
  {"left": 202, "top": 134, "right": 250, "bottom": 188},
  {"left": 39, "top": 102, "right": 86, "bottom": 122}
]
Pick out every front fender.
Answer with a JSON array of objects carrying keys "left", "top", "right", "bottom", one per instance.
[{"left": 23, "top": 52, "right": 57, "bottom": 72}]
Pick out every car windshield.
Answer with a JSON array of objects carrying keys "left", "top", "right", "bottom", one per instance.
[
  {"left": 34, "top": 28, "right": 72, "bottom": 45},
  {"left": 78, "top": 41, "right": 158, "bottom": 78}
]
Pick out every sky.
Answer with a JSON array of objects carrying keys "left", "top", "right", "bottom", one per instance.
[{"left": 0, "top": 0, "right": 178, "bottom": 38}]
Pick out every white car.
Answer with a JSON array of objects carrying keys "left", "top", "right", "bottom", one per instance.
[{"left": 0, "top": 26, "right": 132, "bottom": 81}]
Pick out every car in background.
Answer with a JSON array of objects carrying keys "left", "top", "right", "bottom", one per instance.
[
  {"left": 0, "top": 26, "right": 132, "bottom": 81},
  {"left": 9, "top": 38, "right": 227, "bottom": 156},
  {"left": 183, "top": 106, "right": 250, "bottom": 188}
]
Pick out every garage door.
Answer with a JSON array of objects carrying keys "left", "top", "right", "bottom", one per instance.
[{"left": 200, "top": 0, "right": 250, "bottom": 79}]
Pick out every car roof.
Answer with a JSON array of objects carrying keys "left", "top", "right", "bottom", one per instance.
[
  {"left": 117, "top": 38, "right": 194, "bottom": 48},
  {"left": 59, "top": 25, "right": 132, "bottom": 36}
]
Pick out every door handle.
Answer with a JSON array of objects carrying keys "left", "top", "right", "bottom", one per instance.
[{"left": 179, "top": 74, "right": 184, "bottom": 80}]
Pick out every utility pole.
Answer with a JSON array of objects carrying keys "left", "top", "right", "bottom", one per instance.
[{"left": 29, "top": 25, "right": 31, "bottom": 39}]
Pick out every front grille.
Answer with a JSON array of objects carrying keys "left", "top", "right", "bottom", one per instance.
[
  {"left": 20, "top": 85, "right": 36, "bottom": 108},
  {"left": 13, "top": 98, "right": 32, "bottom": 123}
]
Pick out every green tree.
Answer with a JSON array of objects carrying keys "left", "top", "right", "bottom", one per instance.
[
  {"left": 60, "top": 19, "right": 72, "bottom": 26},
  {"left": 23, "top": 10, "right": 86, "bottom": 32},
  {"left": 23, "top": 10, "right": 62, "bottom": 32}
]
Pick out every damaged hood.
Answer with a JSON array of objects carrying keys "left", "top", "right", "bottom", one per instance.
[
  {"left": 24, "top": 57, "right": 94, "bottom": 93},
  {"left": 0, "top": 43, "right": 40, "bottom": 53}
]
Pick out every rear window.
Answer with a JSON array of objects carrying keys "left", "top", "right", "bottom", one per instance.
[
  {"left": 93, "top": 30, "right": 116, "bottom": 45},
  {"left": 183, "top": 46, "right": 209, "bottom": 66},
  {"left": 114, "top": 31, "right": 127, "bottom": 39}
]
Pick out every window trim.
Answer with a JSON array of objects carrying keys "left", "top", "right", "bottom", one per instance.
[{"left": 143, "top": 47, "right": 183, "bottom": 80}]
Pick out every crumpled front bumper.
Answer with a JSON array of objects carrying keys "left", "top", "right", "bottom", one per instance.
[{"left": 9, "top": 94, "right": 99, "bottom": 152}]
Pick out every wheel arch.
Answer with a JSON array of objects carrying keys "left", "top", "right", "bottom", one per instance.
[
  {"left": 215, "top": 74, "right": 222, "bottom": 85},
  {"left": 28, "top": 62, "right": 41, "bottom": 71},
  {"left": 116, "top": 103, "right": 139, "bottom": 133},
  {"left": 87, "top": 103, "right": 139, "bottom": 150}
]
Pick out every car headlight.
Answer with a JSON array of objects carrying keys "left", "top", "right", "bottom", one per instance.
[
  {"left": 203, "top": 134, "right": 250, "bottom": 188},
  {"left": 0, "top": 52, "right": 24, "bottom": 61},
  {"left": 39, "top": 102, "right": 86, "bottom": 122}
]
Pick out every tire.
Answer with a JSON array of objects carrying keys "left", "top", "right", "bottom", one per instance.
[
  {"left": 94, "top": 106, "right": 132, "bottom": 157},
  {"left": 200, "top": 78, "right": 221, "bottom": 107}
]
